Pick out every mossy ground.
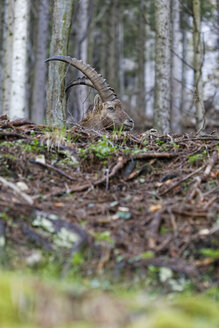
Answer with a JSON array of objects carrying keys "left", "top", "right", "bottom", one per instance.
[{"left": 0, "top": 117, "right": 219, "bottom": 327}]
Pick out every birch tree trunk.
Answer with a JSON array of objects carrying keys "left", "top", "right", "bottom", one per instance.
[
  {"left": 154, "top": 0, "right": 171, "bottom": 133},
  {"left": 2, "top": 0, "right": 14, "bottom": 115},
  {"left": 9, "top": 0, "right": 29, "bottom": 119},
  {"left": 145, "top": 0, "right": 155, "bottom": 117},
  {"left": 137, "top": 0, "right": 146, "bottom": 113},
  {"left": 31, "top": 0, "right": 49, "bottom": 124},
  {"left": 170, "top": 0, "right": 182, "bottom": 132},
  {"left": 46, "top": 0, "right": 74, "bottom": 125},
  {"left": 192, "top": 0, "right": 205, "bottom": 132}
]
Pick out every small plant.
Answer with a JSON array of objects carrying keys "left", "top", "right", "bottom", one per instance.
[
  {"left": 200, "top": 248, "right": 219, "bottom": 259},
  {"left": 160, "top": 143, "right": 169, "bottom": 152},
  {"left": 20, "top": 139, "right": 45, "bottom": 153},
  {"left": 79, "top": 136, "right": 117, "bottom": 160},
  {"left": 94, "top": 230, "right": 114, "bottom": 248},
  {"left": 112, "top": 123, "right": 125, "bottom": 137},
  {"left": 188, "top": 151, "right": 207, "bottom": 164},
  {"left": 44, "top": 127, "right": 68, "bottom": 150},
  {"left": 155, "top": 138, "right": 165, "bottom": 145},
  {"left": 170, "top": 141, "right": 180, "bottom": 149},
  {"left": 0, "top": 212, "right": 10, "bottom": 220},
  {"left": 71, "top": 252, "right": 85, "bottom": 266}
]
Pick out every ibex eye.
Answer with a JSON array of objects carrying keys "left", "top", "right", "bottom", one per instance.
[{"left": 108, "top": 106, "right": 115, "bottom": 111}]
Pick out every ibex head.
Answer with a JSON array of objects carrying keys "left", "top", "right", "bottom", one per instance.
[
  {"left": 80, "top": 93, "right": 134, "bottom": 131},
  {"left": 45, "top": 56, "right": 134, "bottom": 131}
]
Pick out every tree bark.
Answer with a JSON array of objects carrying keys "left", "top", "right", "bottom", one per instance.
[
  {"left": 145, "top": 0, "right": 155, "bottom": 117},
  {"left": 2, "top": 0, "right": 14, "bottom": 115},
  {"left": 192, "top": 0, "right": 205, "bottom": 132},
  {"left": 154, "top": 0, "right": 171, "bottom": 133},
  {"left": 74, "top": 0, "right": 89, "bottom": 118},
  {"left": 170, "top": 0, "right": 182, "bottom": 132},
  {"left": 180, "top": 9, "right": 187, "bottom": 116},
  {"left": 217, "top": 0, "right": 219, "bottom": 49},
  {"left": 31, "top": 0, "right": 49, "bottom": 124},
  {"left": 105, "top": 0, "right": 120, "bottom": 93},
  {"left": 46, "top": 0, "right": 74, "bottom": 125},
  {"left": 0, "top": 0, "right": 5, "bottom": 113},
  {"left": 137, "top": 0, "right": 146, "bottom": 113},
  {"left": 118, "top": 18, "right": 124, "bottom": 99},
  {"left": 10, "top": 0, "right": 29, "bottom": 119}
]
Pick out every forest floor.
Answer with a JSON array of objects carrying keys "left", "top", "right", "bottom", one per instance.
[{"left": 0, "top": 115, "right": 219, "bottom": 327}]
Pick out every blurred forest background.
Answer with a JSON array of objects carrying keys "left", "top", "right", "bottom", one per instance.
[{"left": 0, "top": 0, "right": 218, "bottom": 132}]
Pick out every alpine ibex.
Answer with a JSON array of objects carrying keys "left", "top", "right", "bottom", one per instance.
[{"left": 45, "top": 56, "right": 134, "bottom": 131}]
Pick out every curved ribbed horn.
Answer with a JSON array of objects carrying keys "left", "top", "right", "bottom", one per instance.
[
  {"left": 65, "top": 76, "right": 95, "bottom": 93},
  {"left": 45, "top": 55, "right": 117, "bottom": 102}
]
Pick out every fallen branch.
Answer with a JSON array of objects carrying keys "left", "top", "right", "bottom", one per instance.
[
  {"left": 191, "top": 136, "right": 219, "bottom": 141},
  {"left": 134, "top": 256, "right": 197, "bottom": 277},
  {"left": 0, "top": 131, "right": 30, "bottom": 140},
  {"left": 172, "top": 208, "right": 207, "bottom": 217},
  {"left": 30, "top": 160, "right": 77, "bottom": 182},
  {"left": 0, "top": 177, "right": 34, "bottom": 205}
]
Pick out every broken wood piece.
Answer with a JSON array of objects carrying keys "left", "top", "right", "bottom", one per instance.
[
  {"left": 148, "top": 212, "right": 162, "bottom": 249},
  {"left": 0, "top": 177, "right": 33, "bottom": 205},
  {"left": 188, "top": 151, "right": 218, "bottom": 200}
]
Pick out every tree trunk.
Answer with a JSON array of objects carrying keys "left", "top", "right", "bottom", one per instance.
[
  {"left": 170, "top": 0, "right": 182, "bottom": 132},
  {"left": 217, "top": 0, "right": 219, "bottom": 49},
  {"left": 9, "top": 0, "right": 29, "bottom": 119},
  {"left": 46, "top": 0, "right": 74, "bottom": 125},
  {"left": 74, "top": 0, "right": 89, "bottom": 118},
  {"left": 137, "top": 0, "right": 146, "bottom": 113},
  {"left": 192, "top": 0, "right": 205, "bottom": 132},
  {"left": 118, "top": 19, "right": 124, "bottom": 99},
  {"left": 87, "top": 0, "right": 95, "bottom": 66},
  {"left": 2, "top": 0, "right": 14, "bottom": 115},
  {"left": 145, "top": 0, "right": 155, "bottom": 117},
  {"left": 106, "top": 0, "right": 120, "bottom": 93},
  {"left": 31, "top": 0, "right": 49, "bottom": 124},
  {"left": 0, "top": 0, "right": 5, "bottom": 113},
  {"left": 99, "top": 2, "right": 108, "bottom": 80},
  {"left": 154, "top": 0, "right": 171, "bottom": 133},
  {"left": 180, "top": 9, "right": 187, "bottom": 116}
]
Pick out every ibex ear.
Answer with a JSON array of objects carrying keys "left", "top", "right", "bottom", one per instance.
[{"left": 94, "top": 94, "right": 103, "bottom": 112}]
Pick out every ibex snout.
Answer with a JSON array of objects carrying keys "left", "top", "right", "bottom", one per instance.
[{"left": 123, "top": 117, "right": 134, "bottom": 131}]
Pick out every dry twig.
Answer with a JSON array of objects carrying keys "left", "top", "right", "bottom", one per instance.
[
  {"left": 160, "top": 165, "right": 205, "bottom": 196},
  {"left": 30, "top": 160, "right": 77, "bottom": 182}
]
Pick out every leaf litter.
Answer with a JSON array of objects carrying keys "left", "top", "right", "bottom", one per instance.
[{"left": 0, "top": 116, "right": 218, "bottom": 288}]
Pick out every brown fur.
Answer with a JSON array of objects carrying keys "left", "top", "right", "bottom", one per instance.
[{"left": 79, "top": 95, "right": 134, "bottom": 131}]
